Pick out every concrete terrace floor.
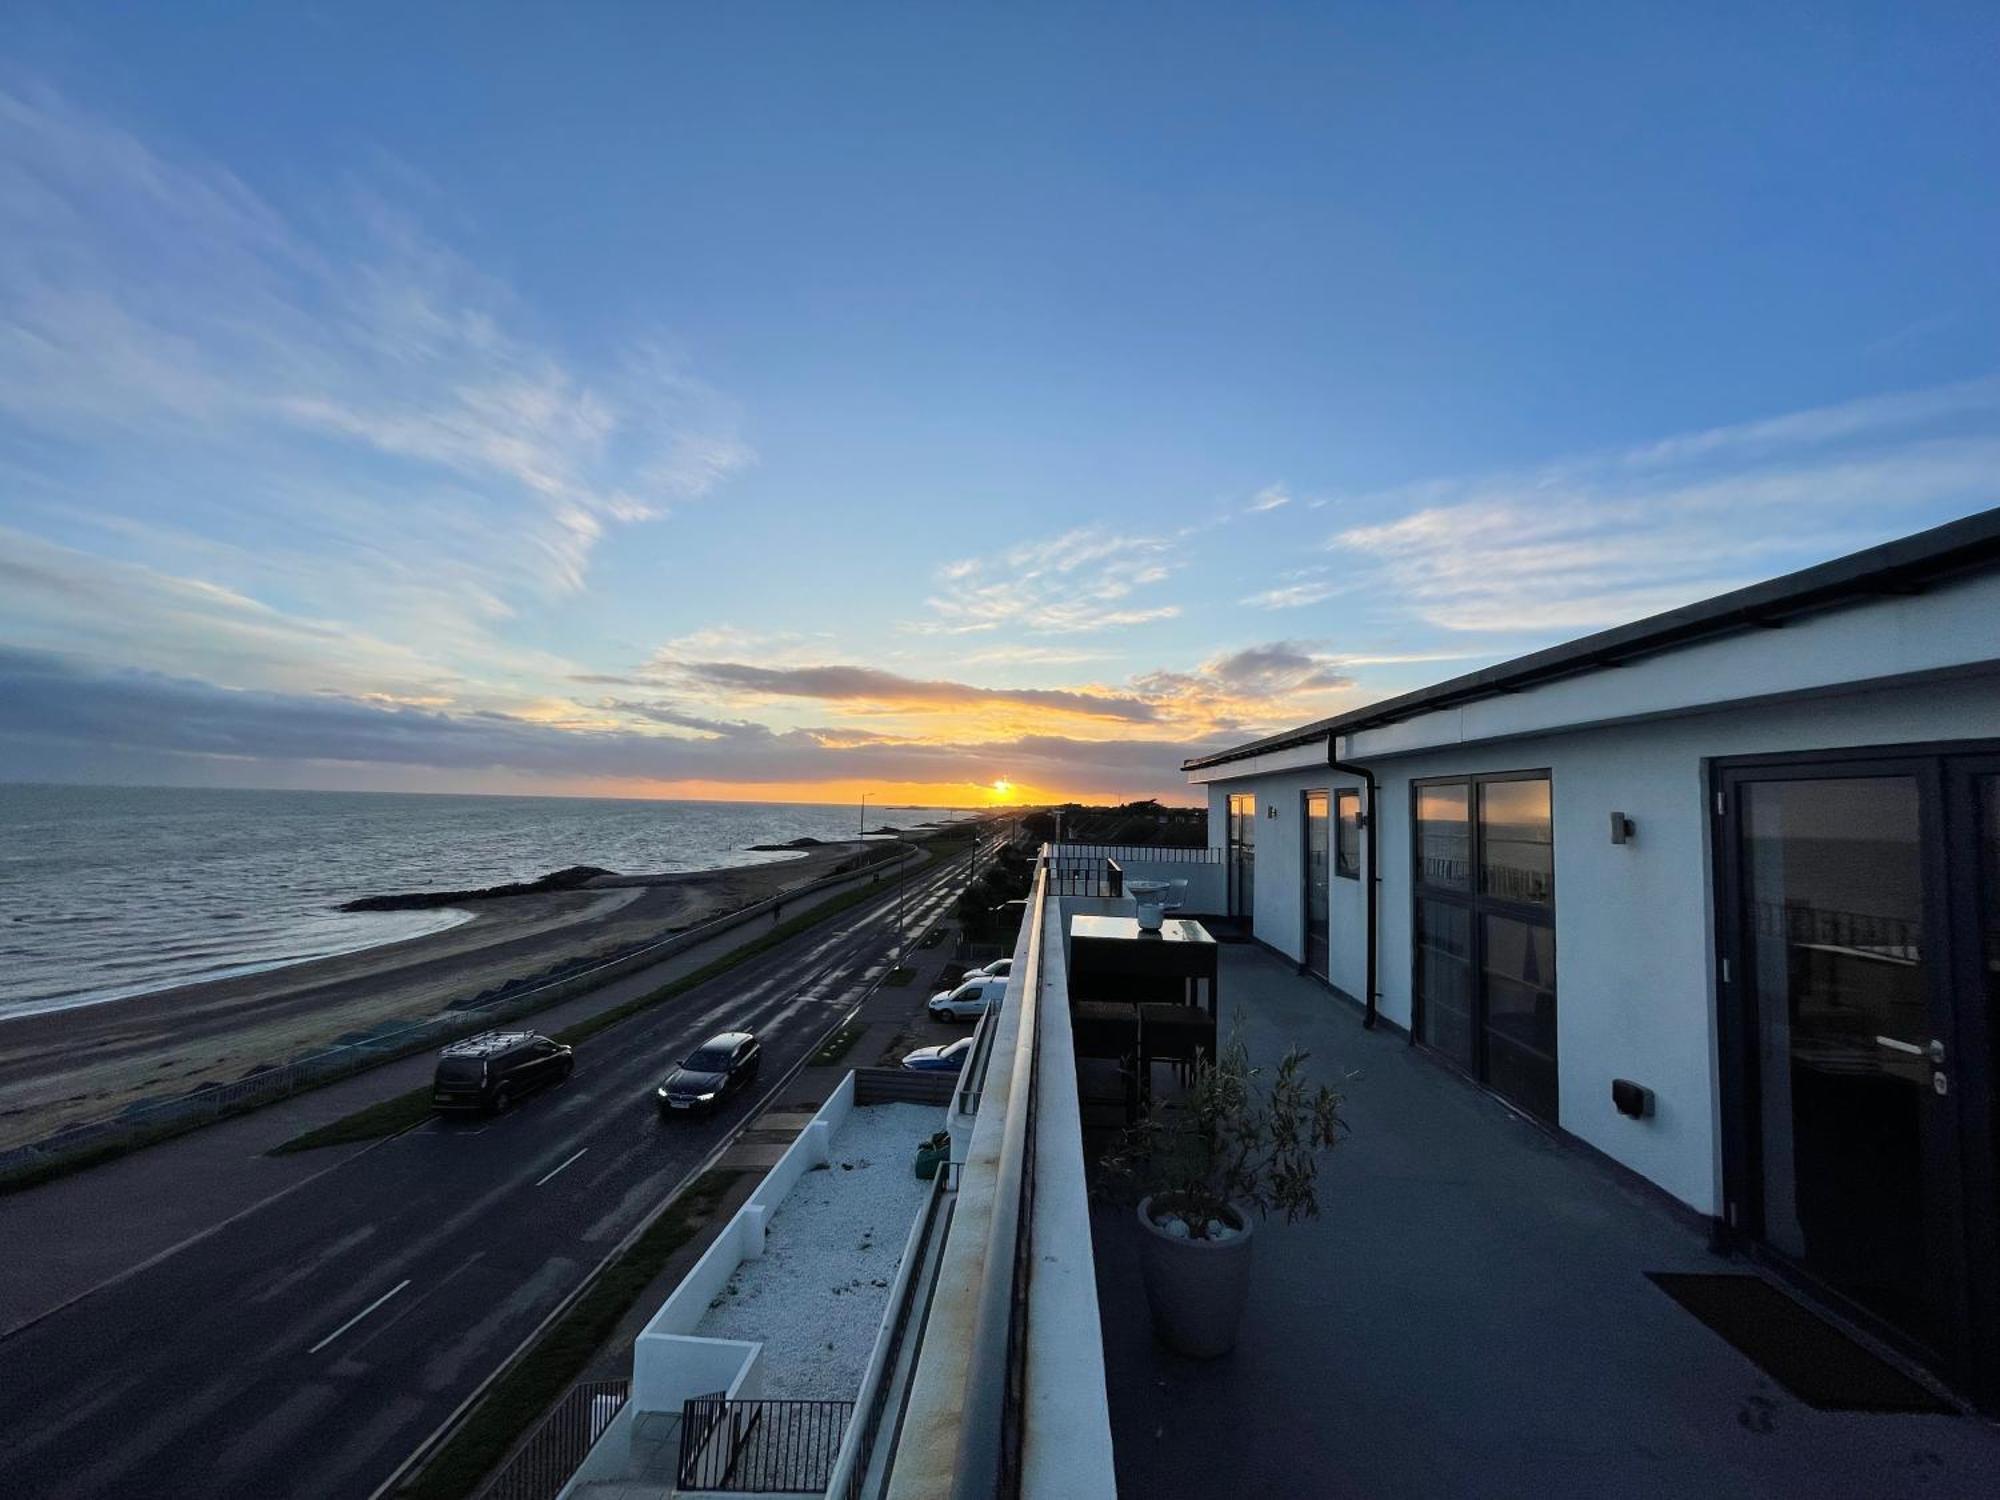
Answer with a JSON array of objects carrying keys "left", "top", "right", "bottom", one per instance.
[{"left": 1090, "top": 943, "right": 2000, "bottom": 1500}]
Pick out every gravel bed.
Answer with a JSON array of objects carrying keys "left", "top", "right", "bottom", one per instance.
[{"left": 694, "top": 1101, "right": 941, "bottom": 1400}]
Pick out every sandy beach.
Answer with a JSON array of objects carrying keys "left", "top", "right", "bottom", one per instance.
[{"left": 0, "top": 840, "right": 896, "bottom": 1149}]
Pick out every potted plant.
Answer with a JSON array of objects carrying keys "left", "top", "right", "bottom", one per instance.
[{"left": 1099, "top": 1033, "right": 1344, "bottom": 1357}]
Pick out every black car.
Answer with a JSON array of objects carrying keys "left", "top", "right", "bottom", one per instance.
[
  {"left": 657, "top": 1031, "right": 761, "bottom": 1115},
  {"left": 432, "top": 1031, "right": 574, "bottom": 1114}
]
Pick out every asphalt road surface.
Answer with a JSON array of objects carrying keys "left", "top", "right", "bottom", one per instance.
[{"left": 0, "top": 843, "right": 988, "bottom": 1500}]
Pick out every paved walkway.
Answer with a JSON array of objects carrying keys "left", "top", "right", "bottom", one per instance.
[{"left": 1093, "top": 943, "right": 2000, "bottom": 1500}]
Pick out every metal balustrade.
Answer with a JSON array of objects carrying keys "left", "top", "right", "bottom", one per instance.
[
  {"left": 472, "top": 1378, "right": 628, "bottom": 1500},
  {"left": 676, "top": 1397, "right": 855, "bottom": 1493}
]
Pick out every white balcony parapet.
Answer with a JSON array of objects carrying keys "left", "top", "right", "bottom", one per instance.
[{"left": 884, "top": 851, "right": 1118, "bottom": 1500}]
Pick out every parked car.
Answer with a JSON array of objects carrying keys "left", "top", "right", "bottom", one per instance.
[
  {"left": 901, "top": 1037, "right": 976, "bottom": 1073},
  {"left": 432, "top": 1031, "right": 573, "bottom": 1114},
  {"left": 657, "top": 1031, "right": 762, "bottom": 1115},
  {"left": 928, "top": 974, "right": 1007, "bottom": 1021},
  {"left": 963, "top": 957, "right": 1013, "bottom": 982}
]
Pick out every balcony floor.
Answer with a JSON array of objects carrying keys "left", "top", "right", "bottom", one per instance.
[{"left": 1090, "top": 943, "right": 2000, "bottom": 1500}]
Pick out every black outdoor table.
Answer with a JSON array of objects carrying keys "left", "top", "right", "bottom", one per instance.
[{"left": 1067, "top": 913, "right": 1218, "bottom": 1018}]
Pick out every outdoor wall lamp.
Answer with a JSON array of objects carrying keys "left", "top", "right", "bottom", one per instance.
[
  {"left": 1610, "top": 811, "right": 1636, "bottom": 844},
  {"left": 1612, "top": 1078, "right": 1654, "bottom": 1119}
]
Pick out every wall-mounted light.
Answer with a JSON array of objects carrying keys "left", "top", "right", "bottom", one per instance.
[
  {"left": 1612, "top": 1078, "right": 1654, "bottom": 1119},
  {"left": 1267, "top": 804, "right": 1278, "bottom": 819},
  {"left": 1610, "top": 811, "right": 1635, "bottom": 844}
]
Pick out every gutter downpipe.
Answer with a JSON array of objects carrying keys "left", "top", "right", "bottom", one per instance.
[{"left": 1327, "top": 734, "right": 1380, "bottom": 1031}]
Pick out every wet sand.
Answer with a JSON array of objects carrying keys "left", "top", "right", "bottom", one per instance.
[{"left": 0, "top": 842, "right": 890, "bottom": 1149}]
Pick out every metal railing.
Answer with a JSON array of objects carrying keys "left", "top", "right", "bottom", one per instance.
[
  {"left": 1047, "top": 841, "right": 1221, "bottom": 864},
  {"left": 1755, "top": 898, "right": 1919, "bottom": 959},
  {"left": 950, "top": 1007, "right": 1000, "bottom": 1121},
  {"left": 472, "top": 1378, "right": 628, "bottom": 1500},
  {"left": 677, "top": 1397, "right": 854, "bottom": 1493},
  {"left": 1046, "top": 854, "right": 1122, "bottom": 898}
]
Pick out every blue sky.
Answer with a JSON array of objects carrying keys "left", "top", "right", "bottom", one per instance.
[{"left": 1, "top": 2, "right": 1995, "bottom": 803}]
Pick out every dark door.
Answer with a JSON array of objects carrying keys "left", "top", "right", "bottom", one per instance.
[
  {"left": 1719, "top": 747, "right": 2000, "bottom": 1395},
  {"left": 1227, "top": 793, "right": 1257, "bottom": 929},
  {"left": 1304, "top": 791, "right": 1331, "bottom": 977}
]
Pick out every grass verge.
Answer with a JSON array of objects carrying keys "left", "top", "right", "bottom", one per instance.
[
  {"left": 272, "top": 873, "right": 905, "bottom": 1155},
  {"left": 882, "top": 965, "right": 915, "bottom": 988},
  {"left": 396, "top": 1168, "right": 745, "bottom": 1500},
  {"left": 808, "top": 1018, "right": 866, "bottom": 1067}
]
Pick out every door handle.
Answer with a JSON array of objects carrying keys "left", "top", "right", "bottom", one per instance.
[{"left": 1875, "top": 1035, "right": 1923, "bottom": 1056}]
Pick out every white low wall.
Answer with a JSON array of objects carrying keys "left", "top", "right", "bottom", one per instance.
[{"left": 631, "top": 1073, "right": 857, "bottom": 1413}]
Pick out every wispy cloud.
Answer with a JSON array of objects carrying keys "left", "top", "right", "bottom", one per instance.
[
  {"left": 1331, "top": 382, "right": 2000, "bottom": 633},
  {"left": 960, "top": 643, "right": 1110, "bottom": 667},
  {"left": 1240, "top": 581, "right": 1340, "bottom": 610},
  {"left": 1244, "top": 484, "right": 1292, "bottom": 513},
  {"left": 918, "top": 527, "right": 1183, "bottom": 636},
  {"left": 0, "top": 82, "right": 750, "bottom": 650}
]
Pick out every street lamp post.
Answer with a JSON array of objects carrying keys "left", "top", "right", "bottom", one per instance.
[{"left": 859, "top": 790, "right": 870, "bottom": 840}]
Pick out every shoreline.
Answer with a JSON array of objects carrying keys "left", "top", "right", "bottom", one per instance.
[
  {"left": 0, "top": 839, "right": 901, "bottom": 1149},
  {"left": 0, "top": 905, "right": 481, "bottom": 1023}
]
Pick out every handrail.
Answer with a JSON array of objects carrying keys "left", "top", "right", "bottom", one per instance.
[
  {"left": 946, "top": 854, "right": 1049, "bottom": 1500},
  {"left": 950, "top": 1005, "right": 999, "bottom": 1123}
]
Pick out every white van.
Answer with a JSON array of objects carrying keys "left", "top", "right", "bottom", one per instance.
[{"left": 927, "top": 974, "right": 1007, "bottom": 1021}]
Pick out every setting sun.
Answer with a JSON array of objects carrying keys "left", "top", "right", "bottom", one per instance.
[{"left": 990, "top": 778, "right": 1015, "bottom": 801}]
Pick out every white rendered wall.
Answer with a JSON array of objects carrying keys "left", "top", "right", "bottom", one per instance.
[
  {"left": 1198, "top": 671, "right": 2000, "bottom": 1220},
  {"left": 631, "top": 1073, "right": 856, "bottom": 1413},
  {"left": 1198, "top": 766, "right": 1370, "bottom": 1004}
]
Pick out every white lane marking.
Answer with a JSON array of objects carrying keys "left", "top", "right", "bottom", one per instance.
[
  {"left": 307, "top": 1278, "right": 411, "bottom": 1355},
  {"left": 535, "top": 1147, "right": 589, "bottom": 1188}
]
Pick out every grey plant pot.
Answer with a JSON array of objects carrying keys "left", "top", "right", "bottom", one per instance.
[{"left": 1135, "top": 1195, "right": 1255, "bottom": 1358}]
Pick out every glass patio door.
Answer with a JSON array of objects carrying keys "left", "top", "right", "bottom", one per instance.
[
  {"left": 1722, "top": 749, "right": 2000, "bottom": 1390},
  {"left": 1227, "top": 793, "right": 1257, "bottom": 927},
  {"left": 1304, "top": 791, "right": 1330, "bottom": 977}
]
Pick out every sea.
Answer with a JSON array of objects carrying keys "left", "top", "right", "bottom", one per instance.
[{"left": 0, "top": 784, "right": 960, "bottom": 1018}]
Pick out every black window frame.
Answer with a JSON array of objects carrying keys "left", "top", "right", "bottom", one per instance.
[
  {"left": 1335, "top": 788, "right": 1362, "bottom": 880},
  {"left": 1410, "top": 769, "right": 1558, "bottom": 1124}
]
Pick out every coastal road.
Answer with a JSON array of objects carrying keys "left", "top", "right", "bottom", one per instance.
[{"left": 0, "top": 840, "right": 993, "bottom": 1500}]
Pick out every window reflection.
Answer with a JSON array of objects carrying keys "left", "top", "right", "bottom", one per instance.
[
  {"left": 1416, "top": 783, "right": 1470, "bottom": 891},
  {"left": 1417, "top": 898, "right": 1475, "bottom": 1067},
  {"left": 1335, "top": 788, "right": 1361, "bottom": 879},
  {"left": 1479, "top": 777, "right": 1552, "bottom": 905}
]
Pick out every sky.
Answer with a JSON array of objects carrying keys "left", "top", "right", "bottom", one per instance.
[{"left": 0, "top": 2, "right": 1995, "bottom": 807}]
